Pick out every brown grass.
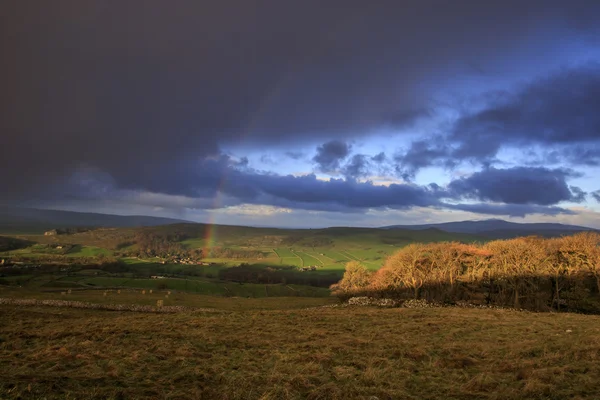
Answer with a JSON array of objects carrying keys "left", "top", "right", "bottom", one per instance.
[
  {"left": 2, "top": 304, "right": 600, "bottom": 399},
  {"left": 0, "top": 286, "right": 338, "bottom": 311}
]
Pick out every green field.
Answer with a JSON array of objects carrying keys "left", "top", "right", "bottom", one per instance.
[
  {"left": 0, "top": 223, "right": 485, "bottom": 301},
  {"left": 180, "top": 237, "right": 207, "bottom": 249},
  {"left": 295, "top": 251, "right": 323, "bottom": 266},
  {"left": 273, "top": 247, "right": 298, "bottom": 257},
  {"left": 66, "top": 245, "right": 113, "bottom": 257}
]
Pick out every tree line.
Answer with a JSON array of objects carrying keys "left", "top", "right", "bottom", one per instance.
[
  {"left": 219, "top": 263, "right": 341, "bottom": 287},
  {"left": 331, "top": 232, "right": 600, "bottom": 313},
  {"left": 120, "top": 232, "right": 192, "bottom": 258},
  {"left": 114, "top": 232, "right": 267, "bottom": 261}
]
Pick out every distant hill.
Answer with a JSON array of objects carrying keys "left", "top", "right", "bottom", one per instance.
[
  {"left": 381, "top": 218, "right": 598, "bottom": 239},
  {"left": 0, "top": 206, "right": 191, "bottom": 234}
]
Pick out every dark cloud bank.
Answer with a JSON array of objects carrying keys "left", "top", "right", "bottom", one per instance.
[
  {"left": 396, "top": 63, "right": 600, "bottom": 175},
  {"left": 60, "top": 157, "right": 585, "bottom": 218},
  {"left": 2, "top": 1, "right": 600, "bottom": 219}
]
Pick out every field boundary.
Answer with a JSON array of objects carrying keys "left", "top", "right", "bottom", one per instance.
[
  {"left": 339, "top": 250, "right": 360, "bottom": 261},
  {"left": 290, "top": 250, "right": 304, "bottom": 267},
  {"left": 296, "top": 251, "right": 324, "bottom": 266},
  {"left": 0, "top": 297, "right": 225, "bottom": 313}
]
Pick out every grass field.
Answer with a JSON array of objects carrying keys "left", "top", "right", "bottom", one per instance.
[
  {"left": 65, "top": 245, "right": 113, "bottom": 258},
  {"left": 3, "top": 223, "right": 600, "bottom": 398},
  {"left": 0, "top": 286, "right": 337, "bottom": 310},
  {"left": 295, "top": 251, "right": 323, "bottom": 266},
  {"left": 1, "top": 301, "right": 599, "bottom": 399},
  {"left": 0, "top": 224, "right": 487, "bottom": 292},
  {"left": 1, "top": 272, "right": 331, "bottom": 298},
  {"left": 273, "top": 248, "right": 298, "bottom": 258},
  {"left": 0, "top": 223, "right": 489, "bottom": 312}
]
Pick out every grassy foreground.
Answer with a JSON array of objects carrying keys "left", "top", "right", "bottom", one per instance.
[{"left": 2, "top": 302, "right": 600, "bottom": 399}]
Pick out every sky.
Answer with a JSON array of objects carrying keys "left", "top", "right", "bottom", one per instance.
[{"left": 2, "top": 1, "right": 600, "bottom": 228}]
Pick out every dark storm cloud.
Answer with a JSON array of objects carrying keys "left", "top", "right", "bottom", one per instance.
[
  {"left": 313, "top": 140, "right": 351, "bottom": 173},
  {"left": 66, "top": 160, "right": 441, "bottom": 213},
  {"left": 234, "top": 173, "right": 440, "bottom": 211},
  {"left": 342, "top": 155, "right": 370, "bottom": 179},
  {"left": 382, "top": 107, "right": 432, "bottom": 128},
  {"left": 259, "top": 155, "right": 274, "bottom": 165},
  {"left": 53, "top": 153, "right": 584, "bottom": 217},
  {"left": 446, "top": 167, "right": 585, "bottom": 205},
  {"left": 371, "top": 153, "right": 386, "bottom": 163},
  {"left": 394, "top": 139, "right": 454, "bottom": 180},
  {"left": 450, "top": 63, "right": 600, "bottom": 164},
  {"left": 211, "top": 166, "right": 583, "bottom": 215},
  {"left": 284, "top": 152, "right": 305, "bottom": 161},
  {"left": 561, "top": 145, "right": 600, "bottom": 166},
  {"left": 455, "top": 64, "right": 600, "bottom": 143},
  {"left": 592, "top": 190, "right": 600, "bottom": 203},
  {"left": 2, "top": 0, "right": 600, "bottom": 214},
  {"left": 389, "top": 64, "right": 600, "bottom": 175}
]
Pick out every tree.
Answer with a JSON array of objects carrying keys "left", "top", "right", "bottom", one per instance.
[
  {"left": 558, "top": 232, "right": 600, "bottom": 293},
  {"left": 485, "top": 237, "right": 547, "bottom": 308},
  {"left": 375, "top": 243, "right": 428, "bottom": 298},
  {"left": 330, "top": 261, "right": 373, "bottom": 297},
  {"left": 545, "top": 237, "right": 572, "bottom": 311}
]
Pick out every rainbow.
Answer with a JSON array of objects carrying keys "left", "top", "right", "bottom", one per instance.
[
  {"left": 202, "top": 183, "right": 226, "bottom": 258},
  {"left": 200, "top": 75, "right": 289, "bottom": 258},
  {"left": 199, "top": 26, "right": 342, "bottom": 256}
]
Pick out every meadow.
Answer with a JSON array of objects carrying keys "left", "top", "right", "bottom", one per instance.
[{"left": 2, "top": 298, "right": 600, "bottom": 399}]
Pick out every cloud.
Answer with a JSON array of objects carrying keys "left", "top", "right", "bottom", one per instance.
[
  {"left": 236, "top": 173, "right": 440, "bottom": 211},
  {"left": 312, "top": 140, "right": 351, "bottom": 173},
  {"left": 394, "top": 139, "right": 454, "bottom": 179},
  {"left": 383, "top": 64, "right": 600, "bottom": 176},
  {"left": 2, "top": 1, "right": 600, "bottom": 201},
  {"left": 371, "top": 152, "right": 386, "bottom": 163},
  {"left": 215, "top": 204, "right": 293, "bottom": 217},
  {"left": 592, "top": 190, "right": 600, "bottom": 202},
  {"left": 342, "top": 154, "right": 371, "bottom": 179},
  {"left": 285, "top": 151, "right": 305, "bottom": 160},
  {"left": 2, "top": 1, "right": 600, "bottom": 227},
  {"left": 450, "top": 63, "right": 600, "bottom": 165},
  {"left": 446, "top": 167, "right": 585, "bottom": 205},
  {"left": 48, "top": 157, "right": 587, "bottom": 219},
  {"left": 382, "top": 107, "right": 432, "bottom": 128},
  {"left": 51, "top": 155, "right": 440, "bottom": 213},
  {"left": 560, "top": 145, "right": 600, "bottom": 166}
]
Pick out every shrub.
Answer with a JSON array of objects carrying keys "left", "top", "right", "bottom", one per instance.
[
  {"left": 331, "top": 232, "right": 600, "bottom": 313},
  {"left": 330, "top": 261, "right": 373, "bottom": 299}
]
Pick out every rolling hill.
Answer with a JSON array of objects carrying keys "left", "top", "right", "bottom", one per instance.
[
  {"left": 0, "top": 206, "right": 190, "bottom": 234},
  {"left": 382, "top": 218, "right": 598, "bottom": 239}
]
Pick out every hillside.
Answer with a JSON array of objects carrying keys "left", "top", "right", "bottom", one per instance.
[
  {"left": 0, "top": 223, "right": 484, "bottom": 294},
  {"left": 382, "top": 218, "right": 598, "bottom": 239},
  {"left": 0, "top": 206, "right": 190, "bottom": 234},
  {"left": 3, "top": 206, "right": 595, "bottom": 240},
  {"left": 8, "top": 223, "right": 484, "bottom": 272}
]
